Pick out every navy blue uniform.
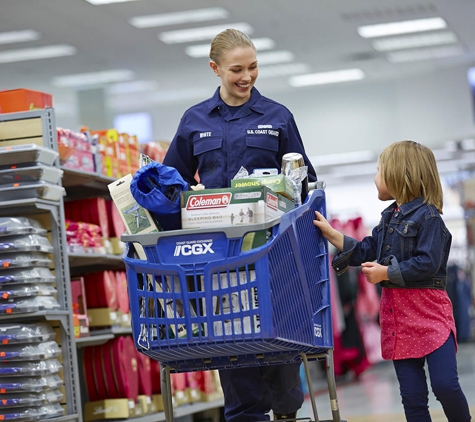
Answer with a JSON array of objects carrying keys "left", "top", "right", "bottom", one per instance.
[
  {"left": 164, "top": 86, "right": 316, "bottom": 422},
  {"left": 163, "top": 87, "right": 316, "bottom": 188}
]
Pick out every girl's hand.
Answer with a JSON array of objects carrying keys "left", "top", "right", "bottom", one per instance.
[
  {"left": 361, "top": 262, "right": 388, "bottom": 284},
  {"left": 313, "top": 211, "right": 344, "bottom": 251}
]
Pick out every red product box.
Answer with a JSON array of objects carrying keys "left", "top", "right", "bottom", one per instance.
[{"left": 0, "top": 88, "right": 53, "bottom": 114}]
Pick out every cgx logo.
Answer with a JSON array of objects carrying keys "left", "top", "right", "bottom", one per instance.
[{"left": 174, "top": 242, "right": 215, "bottom": 256}]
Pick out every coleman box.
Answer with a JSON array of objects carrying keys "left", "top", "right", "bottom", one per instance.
[
  {"left": 230, "top": 173, "right": 295, "bottom": 200},
  {"left": 180, "top": 185, "right": 294, "bottom": 230}
]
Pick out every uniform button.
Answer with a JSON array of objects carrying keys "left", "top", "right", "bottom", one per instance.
[
  {"left": 385, "top": 245, "right": 391, "bottom": 250},
  {"left": 394, "top": 212, "right": 399, "bottom": 217},
  {"left": 388, "top": 228, "right": 394, "bottom": 233},
  {"left": 336, "top": 267, "right": 340, "bottom": 271}
]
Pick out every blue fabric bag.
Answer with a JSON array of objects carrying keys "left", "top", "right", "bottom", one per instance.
[{"left": 130, "top": 162, "right": 188, "bottom": 230}]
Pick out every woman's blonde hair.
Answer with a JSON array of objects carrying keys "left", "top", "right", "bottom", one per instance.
[
  {"left": 209, "top": 29, "right": 255, "bottom": 65},
  {"left": 379, "top": 140, "right": 444, "bottom": 213}
]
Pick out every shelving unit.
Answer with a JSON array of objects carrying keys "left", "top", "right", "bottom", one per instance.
[
  {"left": 0, "top": 108, "right": 80, "bottom": 422},
  {"left": 0, "top": 108, "right": 224, "bottom": 422}
]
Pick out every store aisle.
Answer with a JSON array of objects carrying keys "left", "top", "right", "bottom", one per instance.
[{"left": 299, "top": 342, "right": 475, "bottom": 422}]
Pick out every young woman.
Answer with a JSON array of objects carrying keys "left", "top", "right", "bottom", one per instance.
[
  {"left": 163, "top": 29, "right": 316, "bottom": 421},
  {"left": 313, "top": 140, "right": 471, "bottom": 422}
]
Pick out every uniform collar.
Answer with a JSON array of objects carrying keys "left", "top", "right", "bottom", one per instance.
[{"left": 206, "top": 86, "right": 265, "bottom": 115}]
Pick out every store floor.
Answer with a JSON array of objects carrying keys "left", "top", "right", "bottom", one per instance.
[{"left": 298, "top": 342, "right": 475, "bottom": 422}]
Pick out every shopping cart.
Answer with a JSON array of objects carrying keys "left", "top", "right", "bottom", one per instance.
[{"left": 122, "top": 187, "right": 346, "bottom": 422}]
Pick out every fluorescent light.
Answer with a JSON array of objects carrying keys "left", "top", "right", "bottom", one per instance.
[
  {"left": 52, "top": 69, "right": 135, "bottom": 88},
  {"left": 0, "top": 45, "right": 76, "bottom": 64},
  {"left": 0, "top": 30, "right": 40, "bottom": 45},
  {"left": 468, "top": 67, "right": 475, "bottom": 86},
  {"left": 84, "top": 0, "right": 140, "bottom": 4},
  {"left": 358, "top": 17, "right": 447, "bottom": 38},
  {"left": 107, "top": 80, "right": 159, "bottom": 94},
  {"left": 311, "top": 150, "right": 376, "bottom": 167},
  {"left": 129, "top": 7, "right": 229, "bottom": 29},
  {"left": 386, "top": 45, "right": 464, "bottom": 62},
  {"left": 159, "top": 23, "right": 253, "bottom": 44},
  {"left": 372, "top": 31, "right": 458, "bottom": 51},
  {"left": 257, "top": 51, "right": 294, "bottom": 65},
  {"left": 288, "top": 68, "right": 365, "bottom": 87},
  {"left": 185, "top": 37, "right": 275, "bottom": 58},
  {"left": 258, "top": 63, "right": 310, "bottom": 78}
]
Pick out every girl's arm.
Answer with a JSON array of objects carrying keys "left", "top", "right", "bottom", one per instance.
[{"left": 313, "top": 211, "right": 344, "bottom": 251}]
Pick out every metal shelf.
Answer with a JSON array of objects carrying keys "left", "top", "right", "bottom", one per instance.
[
  {"left": 61, "top": 168, "right": 114, "bottom": 200},
  {"left": 76, "top": 326, "right": 132, "bottom": 348},
  {"left": 68, "top": 252, "right": 124, "bottom": 275}
]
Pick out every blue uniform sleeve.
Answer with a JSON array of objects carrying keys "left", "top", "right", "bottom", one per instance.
[
  {"left": 163, "top": 115, "right": 199, "bottom": 186},
  {"left": 281, "top": 114, "right": 317, "bottom": 182}
]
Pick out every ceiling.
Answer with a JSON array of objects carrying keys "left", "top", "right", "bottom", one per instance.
[{"left": 1, "top": 0, "right": 475, "bottom": 116}]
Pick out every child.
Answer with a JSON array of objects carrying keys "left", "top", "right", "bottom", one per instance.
[{"left": 313, "top": 141, "right": 471, "bottom": 422}]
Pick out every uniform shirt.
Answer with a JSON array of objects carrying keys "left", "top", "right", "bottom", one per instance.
[
  {"left": 332, "top": 198, "right": 456, "bottom": 360},
  {"left": 163, "top": 87, "right": 316, "bottom": 188}
]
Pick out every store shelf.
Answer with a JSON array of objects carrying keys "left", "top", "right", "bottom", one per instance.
[
  {"left": 76, "top": 326, "right": 132, "bottom": 348},
  {"left": 68, "top": 252, "right": 124, "bottom": 275},
  {"left": 105, "top": 398, "right": 224, "bottom": 422},
  {"left": 61, "top": 168, "right": 115, "bottom": 200}
]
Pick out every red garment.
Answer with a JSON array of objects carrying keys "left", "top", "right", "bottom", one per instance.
[{"left": 379, "top": 288, "right": 457, "bottom": 360}]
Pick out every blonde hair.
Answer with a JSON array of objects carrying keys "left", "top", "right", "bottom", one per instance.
[
  {"left": 209, "top": 29, "right": 256, "bottom": 65},
  {"left": 379, "top": 140, "right": 444, "bottom": 213}
]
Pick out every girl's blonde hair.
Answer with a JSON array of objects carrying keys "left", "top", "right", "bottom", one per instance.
[
  {"left": 209, "top": 29, "right": 255, "bottom": 65},
  {"left": 379, "top": 140, "right": 444, "bottom": 213}
]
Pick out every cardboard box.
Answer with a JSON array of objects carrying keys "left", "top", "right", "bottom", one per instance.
[
  {"left": 208, "top": 270, "right": 260, "bottom": 336},
  {"left": 231, "top": 173, "right": 296, "bottom": 200},
  {"left": 108, "top": 173, "right": 159, "bottom": 260},
  {"left": 84, "top": 399, "right": 133, "bottom": 421},
  {"left": 180, "top": 186, "right": 293, "bottom": 230},
  {"left": 87, "top": 308, "right": 119, "bottom": 327},
  {"left": 0, "top": 88, "right": 53, "bottom": 114}
]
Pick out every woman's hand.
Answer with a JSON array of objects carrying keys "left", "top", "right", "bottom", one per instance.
[
  {"left": 361, "top": 262, "right": 388, "bottom": 284},
  {"left": 313, "top": 211, "right": 344, "bottom": 251}
]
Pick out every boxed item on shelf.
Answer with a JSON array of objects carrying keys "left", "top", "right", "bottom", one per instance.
[
  {"left": 0, "top": 89, "right": 53, "bottom": 114},
  {"left": 180, "top": 185, "right": 294, "bottom": 229}
]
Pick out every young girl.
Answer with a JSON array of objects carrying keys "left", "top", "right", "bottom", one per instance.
[{"left": 313, "top": 141, "right": 471, "bottom": 422}]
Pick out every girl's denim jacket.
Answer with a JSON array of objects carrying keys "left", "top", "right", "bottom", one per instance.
[{"left": 332, "top": 197, "right": 451, "bottom": 290}]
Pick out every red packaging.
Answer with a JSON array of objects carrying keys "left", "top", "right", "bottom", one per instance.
[
  {"left": 0, "top": 88, "right": 53, "bottom": 114},
  {"left": 136, "top": 350, "right": 153, "bottom": 396}
]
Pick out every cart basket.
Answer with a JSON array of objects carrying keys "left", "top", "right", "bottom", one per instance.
[{"left": 122, "top": 189, "right": 332, "bottom": 372}]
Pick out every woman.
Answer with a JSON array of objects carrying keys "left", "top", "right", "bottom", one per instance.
[{"left": 164, "top": 28, "right": 316, "bottom": 422}]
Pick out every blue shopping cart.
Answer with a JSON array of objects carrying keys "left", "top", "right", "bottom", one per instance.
[{"left": 122, "top": 187, "right": 346, "bottom": 422}]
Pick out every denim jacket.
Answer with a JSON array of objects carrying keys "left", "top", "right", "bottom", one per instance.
[{"left": 332, "top": 197, "right": 451, "bottom": 290}]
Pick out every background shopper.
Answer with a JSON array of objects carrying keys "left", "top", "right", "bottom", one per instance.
[
  {"left": 313, "top": 140, "right": 471, "bottom": 422},
  {"left": 164, "top": 28, "right": 316, "bottom": 422}
]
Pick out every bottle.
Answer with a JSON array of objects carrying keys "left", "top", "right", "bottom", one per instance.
[{"left": 281, "top": 152, "right": 308, "bottom": 204}]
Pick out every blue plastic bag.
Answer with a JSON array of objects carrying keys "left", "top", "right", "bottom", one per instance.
[{"left": 130, "top": 162, "right": 188, "bottom": 230}]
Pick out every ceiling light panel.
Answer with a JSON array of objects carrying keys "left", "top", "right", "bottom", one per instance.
[
  {"left": 0, "top": 30, "right": 41, "bottom": 45},
  {"left": 386, "top": 45, "right": 464, "bottom": 62},
  {"left": 159, "top": 23, "right": 253, "bottom": 44},
  {"left": 52, "top": 69, "right": 135, "bottom": 87},
  {"left": 129, "top": 7, "right": 229, "bottom": 29},
  {"left": 257, "top": 51, "right": 294, "bottom": 65},
  {"left": 107, "top": 80, "right": 159, "bottom": 94},
  {"left": 185, "top": 37, "right": 275, "bottom": 58},
  {"left": 84, "top": 0, "right": 140, "bottom": 5},
  {"left": 288, "top": 69, "right": 365, "bottom": 87},
  {"left": 358, "top": 17, "right": 447, "bottom": 38},
  {"left": 0, "top": 45, "right": 76, "bottom": 64},
  {"left": 372, "top": 31, "right": 458, "bottom": 51},
  {"left": 258, "top": 63, "right": 310, "bottom": 79}
]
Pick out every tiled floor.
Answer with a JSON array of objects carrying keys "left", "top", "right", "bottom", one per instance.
[{"left": 299, "top": 342, "right": 475, "bottom": 422}]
